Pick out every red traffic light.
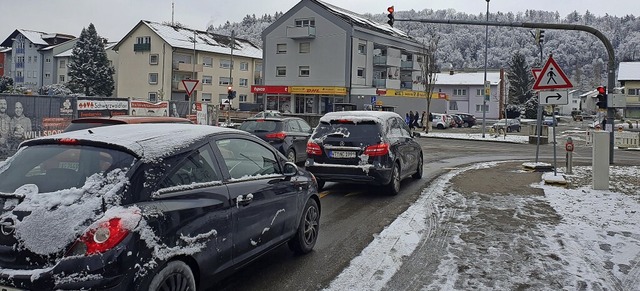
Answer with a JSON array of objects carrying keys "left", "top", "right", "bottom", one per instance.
[
  {"left": 597, "top": 86, "right": 606, "bottom": 94},
  {"left": 387, "top": 6, "right": 394, "bottom": 14}
]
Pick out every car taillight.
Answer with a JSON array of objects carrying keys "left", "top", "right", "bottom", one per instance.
[
  {"left": 306, "top": 142, "right": 322, "bottom": 155},
  {"left": 66, "top": 210, "right": 141, "bottom": 256},
  {"left": 364, "top": 143, "right": 389, "bottom": 156},
  {"left": 58, "top": 138, "right": 79, "bottom": 145},
  {"left": 265, "top": 131, "right": 287, "bottom": 140}
]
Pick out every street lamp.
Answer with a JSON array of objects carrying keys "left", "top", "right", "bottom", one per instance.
[{"left": 482, "top": 0, "right": 490, "bottom": 138}]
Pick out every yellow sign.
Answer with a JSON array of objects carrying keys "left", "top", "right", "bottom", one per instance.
[
  {"left": 384, "top": 90, "right": 448, "bottom": 100},
  {"left": 485, "top": 88, "right": 491, "bottom": 96},
  {"left": 375, "top": 100, "right": 383, "bottom": 106},
  {"left": 289, "top": 86, "right": 347, "bottom": 95}
]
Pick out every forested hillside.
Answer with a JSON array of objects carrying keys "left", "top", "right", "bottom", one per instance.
[{"left": 209, "top": 9, "right": 639, "bottom": 91}]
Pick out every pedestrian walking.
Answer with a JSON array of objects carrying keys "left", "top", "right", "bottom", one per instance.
[
  {"left": 413, "top": 111, "right": 420, "bottom": 129},
  {"left": 421, "top": 111, "right": 427, "bottom": 130},
  {"left": 408, "top": 111, "right": 415, "bottom": 131},
  {"left": 405, "top": 113, "right": 410, "bottom": 125}
]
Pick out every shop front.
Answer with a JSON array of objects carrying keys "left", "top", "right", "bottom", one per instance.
[{"left": 251, "top": 85, "right": 347, "bottom": 115}]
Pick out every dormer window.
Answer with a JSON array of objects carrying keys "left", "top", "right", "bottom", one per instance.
[{"left": 295, "top": 18, "right": 315, "bottom": 27}]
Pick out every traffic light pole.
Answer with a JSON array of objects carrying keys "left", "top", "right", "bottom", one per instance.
[{"left": 395, "top": 18, "right": 617, "bottom": 164}]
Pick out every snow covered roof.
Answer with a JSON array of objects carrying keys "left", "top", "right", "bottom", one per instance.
[
  {"left": 115, "top": 20, "right": 261, "bottom": 60},
  {"left": 54, "top": 48, "right": 72, "bottom": 58},
  {"left": 435, "top": 71, "right": 502, "bottom": 86},
  {"left": 0, "top": 47, "right": 10, "bottom": 53},
  {"left": 24, "top": 124, "right": 247, "bottom": 162},
  {"left": 617, "top": 62, "right": 640, "bottom": 81},
  {"left": 313, "top": 0, "right": 413, "bottom": 40},
  {"left": 1, "top": 29, "right": 75, "bottom": 47},
  {"left": 319, "top": 110, "right": 400, "bottom": 123}
]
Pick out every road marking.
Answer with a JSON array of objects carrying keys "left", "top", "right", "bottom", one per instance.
[
  {"left": 345, "top": 191, "right": 362, "bottom": 197},
  {"left": 319, "top": 191, "right": 331, "bottom": 198}
]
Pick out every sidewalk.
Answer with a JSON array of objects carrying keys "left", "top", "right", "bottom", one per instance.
[{"left": 326, "top": 161, "right": 640, "bottom": 290}]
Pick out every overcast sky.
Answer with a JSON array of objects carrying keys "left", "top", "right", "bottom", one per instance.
[{"left": 1, "top": 0, "right": 634, "bottom": 44}]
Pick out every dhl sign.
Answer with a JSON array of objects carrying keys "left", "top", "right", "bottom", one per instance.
[
  {"left": 384, "top": 90, "right": 448, "bottom": 100},
  {"left": 289, "top": 86, "right": 347, "bottom": 95}
]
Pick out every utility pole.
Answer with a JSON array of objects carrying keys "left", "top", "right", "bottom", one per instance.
[
  {"left": 482, "top": 0, "right": 490, "bottom": 138},
  {"left": 227, "top": 30, "right": 235, "bottom": 125},
  {"left": 190, "top": 30, "right": 196, "bottom": 117}
]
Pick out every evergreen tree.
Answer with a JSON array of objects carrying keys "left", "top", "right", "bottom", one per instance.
[
  {"left": 0, "top": 76, "right": 13, "bottom": 93},
  {"left": 68, "top": 23, "right": 115, "bottom": 96},
  {"left": 507, "top": 52, "right": 534, "bottom": 105}
]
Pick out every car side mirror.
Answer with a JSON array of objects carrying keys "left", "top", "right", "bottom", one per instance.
[{"left": 283, "top": 162, "right": 298, "bottom": 176}]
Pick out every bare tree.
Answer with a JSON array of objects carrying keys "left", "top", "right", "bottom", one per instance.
[{"left": 418, "top": 36, "right": 439, "bottom": 133}]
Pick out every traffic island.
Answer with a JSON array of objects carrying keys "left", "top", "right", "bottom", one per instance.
[{"left": 522, "top": 162, "right": 554, "bottom": 172}]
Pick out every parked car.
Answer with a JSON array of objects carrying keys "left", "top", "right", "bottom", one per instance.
[
  {"left": 63, "top": 115, "right": 193, "bottom": 132},
  {"left": 305, "top": 111, "right": 423, "bottom": 195},
  {"left": 450, "top": 114, "right": 464, "bottom": 128},
  {"left": 432, "top": 113, "right": 450, "bottom": 129},
  {"left": 239, "top": 117, "right": 313, "bottom": 164},
  {"left": 253, "top": 110, "right": 283, "bottom": 118},
  {"left": 491, "top": 119, "right": 521, "bottom": 132},
  {"left": 543, "top": 116, "right": 558, "bottom": 126},
  {"left": 0, "top": 124, "right": 320, "bottom": 290},
  {"left": 456, "top": 113, "right": 477, "bottom": 127}
]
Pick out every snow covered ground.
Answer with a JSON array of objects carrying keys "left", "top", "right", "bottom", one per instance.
[
  {"left": 325, "top": 162, "right": 640, "bottom": 290},
  {"left": 420, "top": 131, "right": 530, "bottom": 144}
]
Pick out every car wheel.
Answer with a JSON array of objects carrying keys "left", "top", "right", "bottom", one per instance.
[
  {"left": 412, "top": 154, "right": 423, "bottom": 179},
  {"left": 437, "top": 124, "right": 444, "bottom": 129},
  {"left": 386, "top": 162, "right": 401, "bottom": 196},
  {"left": 147, "top": 261, "right": 196, "bottom": 291},
  {"left": 286, "top": 149, "right": 296, "bottom": 163},
  {"left": 517, "top": 126, "right": 521, "bottom": 132},
  {"left": 288, "top": 198, "right": 320, "bottom": 255},
  {"left": 506, "top": 127, "right": 512, "bottom": 133},
  {"left": 463, "top": 122, "right": 469, "bottom": 127}
]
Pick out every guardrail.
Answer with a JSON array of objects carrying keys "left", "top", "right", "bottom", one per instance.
[{"left": 586, "top": 130, "right": 640, "bottom": 148}]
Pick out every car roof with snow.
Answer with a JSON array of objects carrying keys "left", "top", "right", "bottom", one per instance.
[
  {"left": 21, "top": 123, "right": 248, "bottom": 161},
  {"left": 319, "top": 111, "right": 401, "bottom": 124}
]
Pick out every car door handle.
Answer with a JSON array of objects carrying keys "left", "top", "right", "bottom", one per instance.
[{"left": 235, "top": 193, "right": 254, "bottom": 207}]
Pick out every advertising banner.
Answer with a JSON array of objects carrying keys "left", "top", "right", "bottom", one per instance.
[
  {"left": 77, "top": 97, "right": 128, "bottom": 117},
  {"left": 130, "top": 101, "right": 170, "bottom": 116}
]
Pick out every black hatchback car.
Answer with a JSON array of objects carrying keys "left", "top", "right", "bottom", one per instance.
[
  {"left": 0, "top": 124, "right": 320, "bottom": 290},
  {"left": 305, "top": 111, "right": 423, "bottom": 195},
  {"left": 239, "top": 117, "right": 313, "bottom": 164}
]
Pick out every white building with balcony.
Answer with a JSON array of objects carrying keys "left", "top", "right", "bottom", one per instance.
[{"left": 257, "top": 0, "right": 429, "bottom": 115}]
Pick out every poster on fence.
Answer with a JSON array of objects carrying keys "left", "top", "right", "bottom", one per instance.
[
  {"left": 77, "top": 97, "right": 129, "bottom": 117},
  {"left": 0, "top": 95, "right": 76, "bottom": 159},
  {"left": 130, "top": 101, "right": 170, "bottom": 116}
]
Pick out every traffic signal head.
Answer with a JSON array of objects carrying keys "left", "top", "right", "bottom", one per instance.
[
  {"left": 596, "top": 86, "right": 607, "bottom": 109},
  {"left": 535, "top": 29, "right": 545, "bottom": 44},
  {"left": 387, "top": 6, "right": 395, "bottom": 27}
]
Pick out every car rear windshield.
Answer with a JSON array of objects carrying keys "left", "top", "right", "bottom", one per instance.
[
  {"left": 239, "top": 120, "right": 282, "bottom": 133},
  {"left": 312, "top": 120, "right": 381, "bottom": 139},
  {"left": 0, "top": 144, "right": 136, "bottom": 193},
  {"left": 64, "top": 121, "right": 123, "bottom": 132}
]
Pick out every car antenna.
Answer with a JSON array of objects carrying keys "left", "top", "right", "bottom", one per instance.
[{"left": 88, "top": 129, "right": 94, "bottom": 134}]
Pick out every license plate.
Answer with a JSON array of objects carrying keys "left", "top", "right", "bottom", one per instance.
[{"left": 330, "top": 151, "right": 356, "bottom": 158}]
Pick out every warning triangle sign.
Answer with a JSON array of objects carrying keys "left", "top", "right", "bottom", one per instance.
[
  {"left": 533, "top": 56, "right": 573, "bottom": 90},
  {"left": 182, "top": 79, "right": 200, "bottom": 97}
]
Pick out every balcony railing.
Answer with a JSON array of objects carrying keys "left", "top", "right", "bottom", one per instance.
[
  {"left": 373, "top": 56, "right": 387, "bottom": 66},
  {"left": 286, "top": 26, "right": 316, "bottom": 39},
  {"left": 134, "top": 43, "right": 151, "bottom": 52},
  {"left": 15, "top": 62, "right": 24, "bottom": 69},
  {"left": 373, "top": 79, "right": 386, "bottom": 88},
  {"left": 173, "top": 62, "right": 203, "bottom": 72},
  {"left": 400, "top": 81, "right": 413, "bottom": 90},
  {"left": 15, "top": 48, "right": 24, "bottom": 54},
  {"left": 15, "top": 76, "right": 24, "bottom": 83}
]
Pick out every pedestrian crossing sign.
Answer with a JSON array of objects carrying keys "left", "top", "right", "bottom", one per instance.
[{"left": 533, "top": 55, "right": 573, "bottom": 90}]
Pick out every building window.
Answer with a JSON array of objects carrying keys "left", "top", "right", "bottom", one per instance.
[
  {"left": 220, "top": 59, "right": 232, "bottom": 69},
  {"left": 148, "top": 73, "right": 158, "bottom": 84},
  {"left": 203, "top": 57, "right": 213, "bottom": 67},
  {"left": 28, "top": 56, "right": 31, "bottom": 63},
  {"left": 295, "top": 18, "right": 315, "bottom": 27},
  {"left": 219, "top": 77, "right": 232, "bottom": 86},
  {"left": 299, "top": 42, "right": 310, "bottom": 53},
  {"left": 475, "top": 104, "right": 488, "bottom": 112},
  {"left": 276, "top": 66, "right": 286, "bottom": 77},
  {"left": 277, "top": 44, "right": 287, "bottom": 54},
  {"left": 45, "top": 58, "right": 51, "bottom": 63},
  {"left": 476, "top": 89, "right": 483, "bottom": 96},
  {"left": 239, "top": 94, "right": 248, "bottom": 102},
  {"left": 59, "top": 75, "right": 65, "bottom": 82},
  {"left": 202, "top": 75, "right": 212, "bottom": 85},
  {"left": 299, "top": 66, "right": 310, "bottom": 77},
  {"left": 239, "top": 62, "right": 249, "bottom": 71},
  {"left": 449, "top": 101, "right": 458, "bottom": 111},
  {"left": 358, "top": 43, "right": 366, "bottom": 54},
  {"left": 59, "top": 60, "right": 66, "bottom": 68},
  {"left": 239, "top": 78, "right": 248, "bottom": 87},
  {"left": 202, "top": 93, "right": 212, "bottom": 102},
  {"left": 33, "top": 56, "right": 37, "bottom": 63},
  {"left": 44, "top": 72, "right": 51, "bottom": 78},
  {"left": 628, "top": 88, "right": 639, "bottom": 95},
  {"left": 148, "top": 92, "right": 157, "bottom": 102},
  {"left": 150, "top": 54, "right": 159, "bottom": 65},
  {"left": 136, "top": 36, "right": 151, "bottom": 44},
  {"left": 453, "top": 89, "right": 467, "bottom": 96},
  {"left": 357, "top": 68, "right": 365, "bottom": 78}
]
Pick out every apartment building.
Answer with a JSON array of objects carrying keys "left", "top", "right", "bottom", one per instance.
[
  {"left": 618, "top": 62, "right": 640, "bottom": 118},
  {"left": 430, "top": 70, "right": 507, "bottom": 119},
  {"left": 0, "top": 29, "right": 75, "bottom": 91},
  {"left": 113, "top": 20, "right": 262, "bottom": 106},
  {"left": 258, "top": 0, "right": 435, "bottom": 115}
]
